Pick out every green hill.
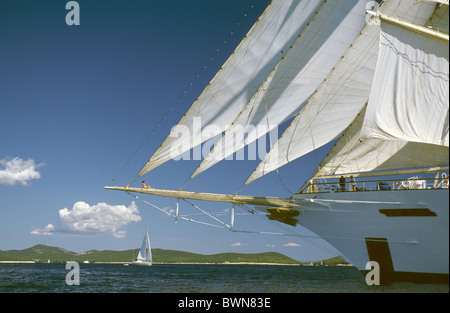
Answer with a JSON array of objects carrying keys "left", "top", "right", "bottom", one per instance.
[
  {"left": 0, "top": 244, "right": 301, "bottom": 264},
  {"left": 0, "top": 244, "right": 76, "bottom": 262},
  {"left": 311, "top": 256, "right": 349, "bottom": 266}
]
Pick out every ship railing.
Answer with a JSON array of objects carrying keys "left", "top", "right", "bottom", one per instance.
[{"left": 302, "top": 173, "right": 449, "bottom": 194}]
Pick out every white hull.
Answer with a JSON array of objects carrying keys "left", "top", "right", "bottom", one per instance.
[
  {"left": 292, "top": 189, "right": 449, "bottom": 283},
  {"left": 131, "top": 260, "right": 152, "bottom": 267}
]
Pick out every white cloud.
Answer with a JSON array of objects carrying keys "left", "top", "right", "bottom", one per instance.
[
  {"left": 0, "top": 157, "right": 42, "bottom": 186},
  {"left": 31, "top": 201, "right": 141, "bottom": 238},
  {"left": 30, "top": 224, "right": 55, "bottom": 236},
  {"left": 283, "top": 242, "right": 301, "bottom": 247},
  {"left": 161, "top": 206, "right": 175, "bottom": 215},
  {"left": 231, "top": 242, "right": 247, "bottom": 247}
]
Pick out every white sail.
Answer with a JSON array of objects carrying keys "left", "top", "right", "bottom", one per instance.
[
  {"left": 245, "top": 25, "right": 378, "bottom": 184},
  {"left": 313, "top": 106, "right": 449, "bottom": 177},
  {"left": 312, "top": 2, "right": 450, "bottom": 177},
  {"left": 136, "top": 229, "right": 152, "bottom": 263},
  {"left": 138, "top": 0, "right": 325, "bottom": 176},
  {"left": 246, "top": 0, "right": 441, "bottom": 184},
  {"left": 191, "top": 0, "right": 368, "bottom": 179},
  {"left": 361, "top": 17, "right": 449, "bottom": 147}
]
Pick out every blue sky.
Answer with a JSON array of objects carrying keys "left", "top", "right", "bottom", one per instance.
[{"left": 0, "top": 0, "right": 338, "bottom": 262}]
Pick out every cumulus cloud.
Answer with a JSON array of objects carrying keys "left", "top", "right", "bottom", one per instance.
[
  {"left": 0, "top": 157, "right": 42, "bottom": 186},
  {"left": 283, "top": 242, "right": 301, "bottom": 247},
  {"left": 31, "top": 201, "right": 141, "bottom": 238},
  {"left": 30, "top": 224, "right": 55, "bottom": 236}
]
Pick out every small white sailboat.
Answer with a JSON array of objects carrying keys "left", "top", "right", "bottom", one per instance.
[{"left": 132, "top": 227, "right": 152, "bottom": 266}]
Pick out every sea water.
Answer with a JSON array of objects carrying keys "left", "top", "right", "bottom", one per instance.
[{"left": 0, "top": 263, "right": 447, "bottom": 293}]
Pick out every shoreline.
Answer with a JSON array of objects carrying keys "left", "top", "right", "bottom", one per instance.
[
  {"left": 151, "top": 262, "right": 301, "bottom": 266},
  {"left": 0, "top": 261, "right": 36, "bottom": 264},
  {"left": 0, "top": 260, "right": 352, "bottom": 267},
  {"left": 99, "top": 262, "right": 353, "bottom": 266}
]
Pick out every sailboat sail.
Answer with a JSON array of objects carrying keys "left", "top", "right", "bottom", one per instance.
[
  {"left": 133, "top": 229, "right": 152, "bottom": 266},
  {"left": 137, "top": 231, "right": 152, "bottom": 262}
]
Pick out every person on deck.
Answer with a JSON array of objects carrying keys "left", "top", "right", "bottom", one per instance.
[
  {"left": 433, "top": 170, "right": 440, "bottom": 188},
  {"left": 350, "top": 175, "right": 357, "bottom": 191},
  {"left": 339, "top": 176, "right": 346, "bottom": 192}
]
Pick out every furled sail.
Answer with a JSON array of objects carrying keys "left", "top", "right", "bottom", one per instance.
[
  {"left": 191, "top": 0, "right": 368, "bottom": 179},
  {"left": 360, "top": 12, "right": 449, "bottom": 147},
  {"left": 138, "top": 0, "right": 325, "bottom": 176},
  {"left": 246, "top": 0, "right": 443, "bottom": 184}
]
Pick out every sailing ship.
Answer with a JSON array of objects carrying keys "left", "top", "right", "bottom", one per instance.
[
  {"left": 132, "top": 228, "right": 152, "bottom": 266},
  {"left": 107, "top": 0, "right": 448, "bottom": 283}
]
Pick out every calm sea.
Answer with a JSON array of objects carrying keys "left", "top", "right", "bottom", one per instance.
[{"left": 0, "top": 263, "right": 447, "bottom": 293}]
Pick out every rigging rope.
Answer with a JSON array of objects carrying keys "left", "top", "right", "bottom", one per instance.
[
  {"left": 128, "top": 190, "right": 423, "bottom": 260},
  {"left": 263, "top": 90, "right": 295, "bottom": 195},
  {"left": 127, "top": 191, "right": 340, "bottom": 257},
  {"left": 109, "top": 3, "right": 259, "bottom": 187}
]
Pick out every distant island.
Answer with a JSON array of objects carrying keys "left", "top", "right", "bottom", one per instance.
[{"left": 0, "top": 244, "right": 350, "bottom": 266}]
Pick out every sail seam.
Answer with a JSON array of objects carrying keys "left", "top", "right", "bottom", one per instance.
[{"left": 380, "top": 31, "right": 449, "bottom": 81}]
